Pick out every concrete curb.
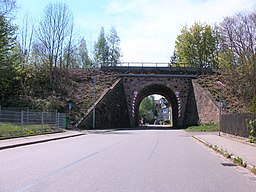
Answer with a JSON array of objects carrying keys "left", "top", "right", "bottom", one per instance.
[
  {"left": 0, "top": 133, "right": 85, "bottom": 151},
  {"left": 220, "top": 132, "right": 256, "bottom": 148},
  {"left": 193, "top": 135, "right": 256, "bottom": 172},
  {"left": 83, "top": 129, "right": 128, "bottom": 134},
  {"left": 84, "top": 130, "right": 115, "bottom": 134}
]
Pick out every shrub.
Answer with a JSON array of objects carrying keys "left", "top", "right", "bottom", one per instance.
[
  {"left": 233, "top": 157, "right": 247, "bottom": 168},
  {"left": 252, "top": 96, "right": 256, "bottom": 112},
  {"left": 32, "top": 97, "right": 65, "bottom": 112},
  {"left": 252, "top": 166, "right": 256, "bottom": 175},
  {"left": 246, "top": 119, "right": 256, "bottom": 143}
]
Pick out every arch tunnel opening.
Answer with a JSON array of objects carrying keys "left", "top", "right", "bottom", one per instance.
[
  {"left": 134, "top": 84, "right": 179, "bottom": 128},
  {"left": 138, "top": 94, "right": 173, "bottom": 127}
]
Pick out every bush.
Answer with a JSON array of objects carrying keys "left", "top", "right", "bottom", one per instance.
[
  {"left": 246, "top": 119, "right": 256, "bottom": 143},
  {"left": 252, "top": 166, "right": 256, "bottom": 175},
  {"left": 233, "top": 157, "right": 247, "bottom": 168},
  {"left": 32, "top": 97, "right": 65, "bottom": 112},
  {"left": 252, "top": 96, "right": 256, "bottom": 112}
]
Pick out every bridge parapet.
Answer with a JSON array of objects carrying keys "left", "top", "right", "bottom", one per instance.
[
  {"left": 101, "top": 62, "right": 215, "bottom": 75},
  {"left": 111, "top": 62, "right": 170, "bottom": 68}
]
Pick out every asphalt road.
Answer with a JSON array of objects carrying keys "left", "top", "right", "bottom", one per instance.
[{"left": 1, "top": 130, "right": 256, "bottom": 192}]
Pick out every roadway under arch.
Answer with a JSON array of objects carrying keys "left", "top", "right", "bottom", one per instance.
[{"left": 134, "top": 84, "right": 178, "bottom": 128}]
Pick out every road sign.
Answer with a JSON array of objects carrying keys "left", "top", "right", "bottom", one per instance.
[
  {"left": 218, "top": 100, "right": 229, "bottom": 109},
  {"left": 218, "top": 101, "right": 223, "bottom": 109}
]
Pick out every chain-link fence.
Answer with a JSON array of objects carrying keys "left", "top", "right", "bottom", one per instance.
[{"left": 0, "top": 106, "right": 67, "bottom": 139}]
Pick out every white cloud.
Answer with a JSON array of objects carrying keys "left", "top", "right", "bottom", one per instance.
[
  {"left": 17, "top": 0, "right": 256, "bottom": 62},
  {"left": 74, "top": 0, "right": 256, "bottom": 62},
  {"left": 112, "top": 0, "right": 256, "bottom": 62}
]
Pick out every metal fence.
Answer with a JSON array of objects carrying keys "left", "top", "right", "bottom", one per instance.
[
  {"left": 0, "top": 106, "right": 66, "bottom": 138},
  {"left": 116, "top": 62, "right": 171, "bottom": 68},
  {"left": 220, "top": 113, "right": 256, "bottom": 137}
]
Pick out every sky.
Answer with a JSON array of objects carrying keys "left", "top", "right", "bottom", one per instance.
[{"left": 15, "top": 0, "right": 256, "bottom": 63}]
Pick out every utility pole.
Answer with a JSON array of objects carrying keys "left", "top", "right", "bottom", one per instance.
[
  {"left": 218, "top": 90, "right": 222, "bottom": 136},
  {"left": 93, "top": 76, "right": 96, "bottom": 129}
]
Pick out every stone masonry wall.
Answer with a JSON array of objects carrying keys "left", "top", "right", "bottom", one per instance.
[
  {"left": 77, "top": 75, "right": 218, "bottom": 129},
  {"left": 192, "top": 80, "right": 219, "bottom": 123},
  {"left": 77, "top": 79, "right": 130, "bottom": 129},
  {"left": 122, "top": 76, "right": 197, "bottom": 127}
]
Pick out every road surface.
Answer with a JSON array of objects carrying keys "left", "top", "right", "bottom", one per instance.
[{"left": 0, "top": 130, "right": 256, "bottom": 192}]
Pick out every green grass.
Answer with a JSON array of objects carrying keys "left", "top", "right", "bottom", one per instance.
[
  {"left": 233, "top": 156, "right": 247, "bottom": 168},
  {"left": 185, "top": 123, "right": 219, "bottom": 132},
  {"left": 252, "top": 167, "right": 256, "bottom": 175},
  {"left": 0, "top": 123, "right": 63, "bottom": 139}
]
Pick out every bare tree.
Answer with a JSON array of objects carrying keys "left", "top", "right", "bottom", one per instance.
[
  {"left": 219, "top": 11, "right": 256, "bottom": 101},
  {"left": 220, "top": 13, "right": 256, "bottom": 67},
  {"left": 64, "top": 20, "right": 74, "bottom": 69},
  {"left": 35, "top": 2, "right": 74, "bottom": 83},
  {"left": 19, "top": 13, "right": 35, "bottom": 65},
  {"left": 0, "top": 0, "right": 16, "bottom": 16}
]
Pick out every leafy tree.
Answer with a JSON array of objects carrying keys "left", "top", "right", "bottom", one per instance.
[
  {"left": 0, "top": 1, "right": 20, "bottom": 105},
  {"left": 173, "top": 23, "right": 219, "bottom": 68},
  {"left": 78, "top": 38, "right": 91, "bottom": 68},
  {"left": 93, "top": 27, "right": 122, "bottom": 67},
  {"left": 170, "top": 50, "right": 177, "bottom": 65},
  {"left": 107, "top": 27, "right": 121, "bottom": 66},
  {"left": 139, "top": 96, "right": 156, "bottom": 122},
  {"left": 62, "top": 37, "right": 92, "bottom": 69},
  {"left": 93, "top": 27, "right": 109, "bottom": 67}
]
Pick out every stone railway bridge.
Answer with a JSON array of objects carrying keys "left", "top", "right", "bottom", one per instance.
[{"left": 77, "top": 64, "right": 219, "bottom": 129}]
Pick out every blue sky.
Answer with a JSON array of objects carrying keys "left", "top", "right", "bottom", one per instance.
[{"left": 15, "top": 0, "right": 256, "bottom": 62}]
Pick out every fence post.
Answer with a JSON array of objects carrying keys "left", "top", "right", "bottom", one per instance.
[
  {"left": 41, "top": 112, "right": 44, "bottom": 130},
  {"left": 21, "top": 110, "right": 24, "bottom": 136},
  {"left": 57, "top": 112, "right": 60, "bottom": 129},
  {"left": 55, "top": 110, "right": 58, "bottom": 128},
  {"left": 27, "top": 107, "right": 29, "bottom": 124}
]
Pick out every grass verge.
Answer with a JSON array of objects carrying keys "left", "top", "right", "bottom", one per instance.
[
  {"left": 185, "top": 123, "right": 219, "bottom": 132},
  {"left": 0, "top": 123, "right": 63, "bottom": 139}
]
